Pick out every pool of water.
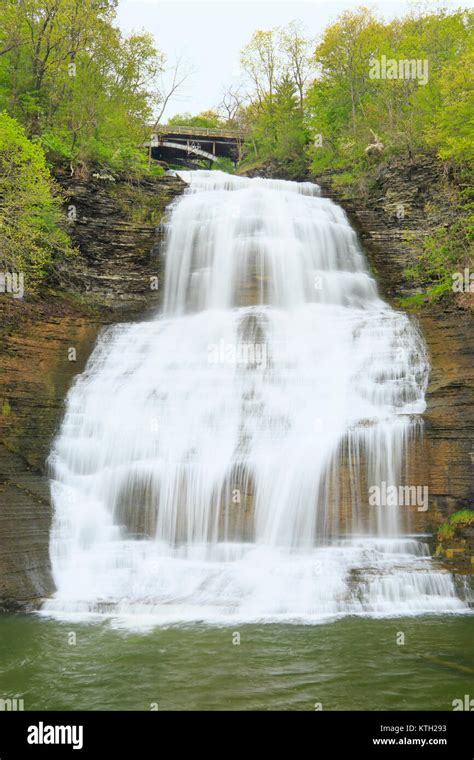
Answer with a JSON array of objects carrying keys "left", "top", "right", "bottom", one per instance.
[{"left": 0, "top": 614, "right": 472, "bottom": 710}]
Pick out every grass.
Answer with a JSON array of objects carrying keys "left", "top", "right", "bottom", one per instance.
[{"left": 437, "top": 510, "right": 474, "bottom": 543}]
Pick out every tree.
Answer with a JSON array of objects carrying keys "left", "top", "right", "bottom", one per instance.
[
  {"left": 425, "top": 47, "right": 473, "bottom": 166},
  {"left": 305, "top": 7, "right": 474, "bottom": 172},
  {"left": 0, "top": 0, "right": 168, "bottom": 173},
  {"left": 0, "top": 111, "right": 73, "bottom": 286},
  {"left": 151, "top": 55, "right": 194, "bottom": 127},
  {"left": 239, "top": 22, "right": 314, "bottom": 110},
  {"left": 312, "top": 7, "right": 379, "bottom": 131},
  {"left": 240, "top": 29, "right": 280, "bottom": 105},
  {"left": 218, "top": 85, "right": 247, "bottom": 126},
  {"left": 167, "top": 110, "right": 223, "bottom": 128},
  {"left": 278, "top": 20, "right": 314, "bottom": 108},
  {"left": 249, "top": 75, "right": 307, "bottom": 177}
]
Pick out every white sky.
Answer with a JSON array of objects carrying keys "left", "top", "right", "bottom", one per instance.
[{"left": 117, "top": 0, "right": 469, "bottom": 118}]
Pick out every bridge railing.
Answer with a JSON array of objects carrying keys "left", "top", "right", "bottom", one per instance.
[{"left": 151, "top": 124, "right": 247, "bottom": 140}]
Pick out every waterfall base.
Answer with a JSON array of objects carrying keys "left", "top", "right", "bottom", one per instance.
[{"left": 41, "top": 537, "right": 469, "bottom": 628}]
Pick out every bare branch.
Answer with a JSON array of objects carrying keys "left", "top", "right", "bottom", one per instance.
[{"left": 152, "top": 55, "right": 195, "bottom": 128}]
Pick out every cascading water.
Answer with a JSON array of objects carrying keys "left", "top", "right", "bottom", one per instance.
[{"left": 43, "top": 171, "right": 468, "bottom": 625}]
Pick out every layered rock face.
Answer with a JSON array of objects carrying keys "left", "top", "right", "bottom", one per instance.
[
  {"left": 0, "top": 299, "right": 99, "bottom": 606},
  {"left": 56, "top": 172, "right": 184, "bottom": 312},
  {"left": 314, "top": 157, "right": 473, "bottom": 549},
  {"left": 0, "top": 174, "right": 185, "bottom": 607}
]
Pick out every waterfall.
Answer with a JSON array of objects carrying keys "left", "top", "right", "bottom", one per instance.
[{"left": 43, "top": 171, "right": 467, "bottom": 625}]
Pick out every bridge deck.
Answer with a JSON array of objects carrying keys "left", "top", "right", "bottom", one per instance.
[{"left": 152, "top": 125, "right": 246, "bottom": 140}]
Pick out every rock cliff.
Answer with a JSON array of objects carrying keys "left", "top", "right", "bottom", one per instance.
[{"left": 0, "top": 173, "right": 185, "bottom": 607}]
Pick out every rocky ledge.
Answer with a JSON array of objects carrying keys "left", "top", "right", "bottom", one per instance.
[{"left": 55, "top": 171, "right": 185, "bottom": 312}]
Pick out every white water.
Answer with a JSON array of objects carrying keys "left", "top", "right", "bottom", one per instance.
[{"left": 44, "top": 171, "right": 468, "bottom": 626}]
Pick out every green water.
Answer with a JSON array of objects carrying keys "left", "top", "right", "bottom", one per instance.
[{"left": 0, "top": 614, "right": 472, "bottom": 710}]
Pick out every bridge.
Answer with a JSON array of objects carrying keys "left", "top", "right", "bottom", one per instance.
[{"left": 144, "top": 125, "right": 246, "bottom": 168}]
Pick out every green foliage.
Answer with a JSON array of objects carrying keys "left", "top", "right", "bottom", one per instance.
[
  {"left": 450, "top": 510, "right": 474, "bottom": 527},
  {"left": 402, "top": 188, "right": 473, "bottom": 300},
  {"left": 306, "top": 8, "right": 474, "bottom": 172},
  {"left": 237, "top": 23, "right": 313, "bottom": 176},
  {"left": 0, "top": 0, "right": 170, "bottom": 289},
  {"left": 0, "top": 0, "right": 164, "bottom": 175},
  {"left": 167, "top": 111, "right": 224, "bottom": 129},
  {"left": 426, "top": 48, "right": 474, "bottom": 166},
  {"left": 0, "top": 111, "right": 74, "bottom": 288},
  {"left": 243, "top": 76, "right": 307, "bottom": 178},
  {"left": 294, "top": 7, "right": 474, "bottom": 303},
  {"left": 0, "top": 2, "right": 472, "bottom": 294},
  {"left": 1, "top": 399, "right": 11, "bottom": 417},
  {"left": 212, "top": 156, "right": 235, "bottom": 173},
  {"left": 437, "top": 510, "right": 474, "bottom": 543}
]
